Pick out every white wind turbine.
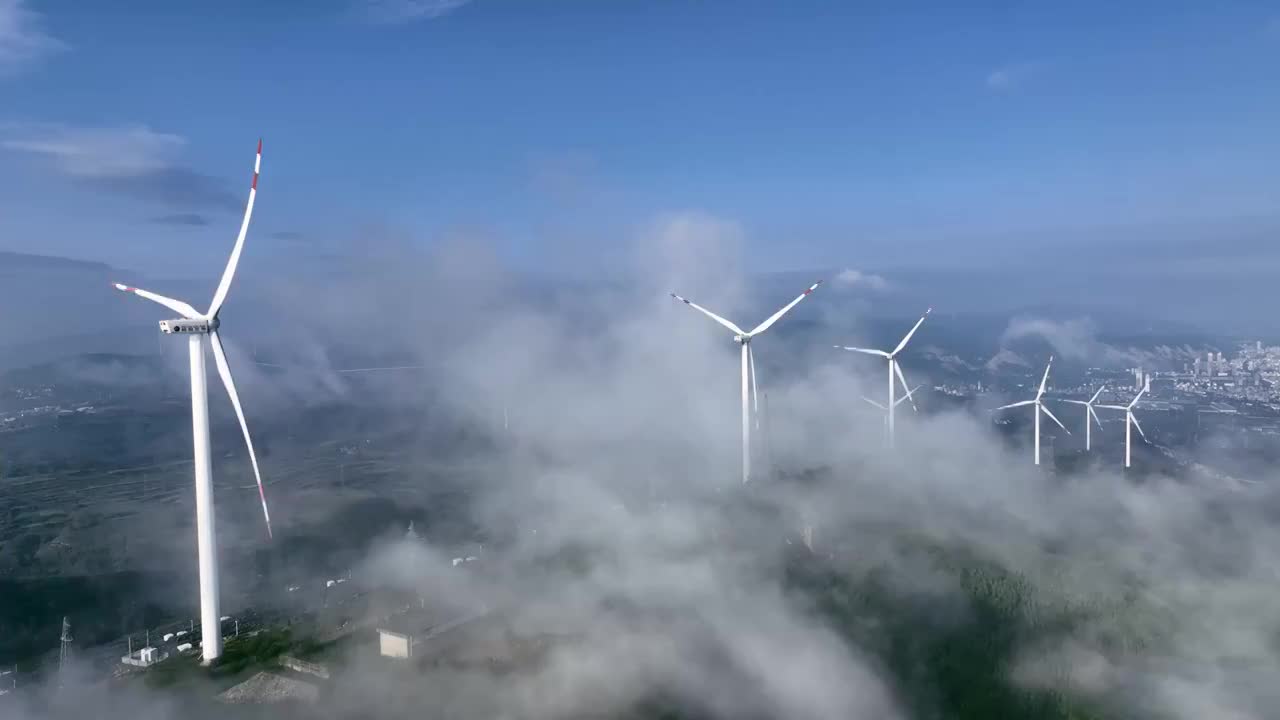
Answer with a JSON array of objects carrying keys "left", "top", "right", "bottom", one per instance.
[
  {"left": 1062, "top": 386, "right": 1106, "bottom": 452},
  {"left": 112, "top": 139, "right": 270, "bottom": 665},
  {"left": 671, "top": 281, "right": 822, "bottom": 483},
  {"left": 836, "top": 308, "right": 930, "bottom": 449},
  {"left": 994, "top": 356, "right": 1070, "bottom": 465},
  {"left": 1097, "top": 386, "right": 1147, "bottom": 468},
  {"left": 862, "top": 384, "right": 921, "bottom": 448}
]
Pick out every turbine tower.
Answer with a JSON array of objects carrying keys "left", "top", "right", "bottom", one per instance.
[
  {"left": 994, "top": 356, "right": 1069, "bottom": 465},
  {"left": 671, "top": 281, "right": 823, "bottom": 483},
  {"left": 836, "top": 308, "right": 930, "bottom": 448},
  {"left": 1098, "top": 386, "right": 1147, "bottom": 468},
  {"left": 112, "top": 139, "right": 272, "bottom": 664},
  {"left": 1062, "top": 386, "right": 1106, "bottom": 452}
]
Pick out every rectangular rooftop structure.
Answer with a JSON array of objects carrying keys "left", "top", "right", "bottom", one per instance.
[
  {"left": 375, "top": 604, "right": 491, "bottom": 660},
  {"left": 121, "top": 646, "right": 168, "bottom": 667},
  {"left": 378, "top": 629, "right": 413, "bottom": 659}
]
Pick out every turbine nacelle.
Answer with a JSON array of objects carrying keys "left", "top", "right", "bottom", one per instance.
[
  {"left": 160, "top": 317, "right": 216, "bottom": 335},
  {"left": 733, "top": 334, "right": 750, "bottom": 344}
]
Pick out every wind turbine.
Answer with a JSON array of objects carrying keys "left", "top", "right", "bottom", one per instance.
[
  {"left": 836, "top": 308, "right": 930, "bottom": 448},
  {"left": 994, "top": 356, "right": 1069, "bottom": 465},
  {"left": 671, "top": 281, "right": 822, "bottom": 483},
  {"left": 1097, "top": 386, "right": 1147, "bottom": 468},
  {"left": 1062, "top": 386, "right": 1106, "bottom": 452},
  {"left": 112, "top": 139, "right": 270, "bottom": 665},
  {"left": 862, "top": 384, "right": 921, "bottom": 448}
]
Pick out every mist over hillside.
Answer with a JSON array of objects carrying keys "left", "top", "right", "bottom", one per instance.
[{"left": 2, "top": 217, "right": 1278, "bottom": 720}]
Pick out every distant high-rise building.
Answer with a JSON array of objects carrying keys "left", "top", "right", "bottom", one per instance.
[
  {"left": 1193, "top": 357, "right": 1202, "bottom": 376},
  {"left": 1206, "top": 351, "right": 1214, "bottom": 376},
  {"left": 59, "top": 616, "right": 72, "bottom": 673},
  {"left": 1257, "top": 341, "right": 1263, "bottom": 353}
]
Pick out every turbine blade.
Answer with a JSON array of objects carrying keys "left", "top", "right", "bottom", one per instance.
[
  {"left": 894, "top": 361, "right": 917, "bottom": 412},
  {"left": 749, "top": 344, "right": 759, "bottom": 430},
  {"left": 836, "top": 346, "right": 891, "bottom": 357},
  {"left": 209, "top": 331, "right": 273, "bottom": 539},
  {"left": 895, "top": 385, "right": 923, "bottom": 408},
  {"left": 890, "top": 307, "right": 932, "bottom": 356},
  {"left": 112, "top": 283, "right": 200, "bottom": 319},
  {"left": 1041, "top": 404, "right": 1069, "bottom": 433},
  {"left": 1089, "top": 405, "right": 1103, "bottom": 429},
  {"left": 994, "top": 400, "right": 1035, "bottom": 411},
  {"left": 1036, "top": 356, "right": 1054, "bottom": 399},
  {"left": 1129, "top": 387, "right": 1147, "bottom": 409},
  {"left": 748, "top": 280, "right": 822, "bottom": 336},
  {"left": 862, "top": 397, "right": 887, "bottom": 411},
  {"left": 1061, "top": 399, "right": 1088, "bottom": 406},
  {"left": 1089, "top": 385, "right": 1106, "bottom": 404},
  {"left": 670, "top": 293, "right": 745, "bottom": 335},
  {"left": 1130, "top": 413, "right": 1148, "bottom": 442},
  {"left": 1096, "top": 404, "right": 1128, "bottom": 411},
  {"left": 207, "top": 139, "right": 261, "bottom": 318}
]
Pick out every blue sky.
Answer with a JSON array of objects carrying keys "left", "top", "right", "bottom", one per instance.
[{"left": 1, "top": 0, "right": 1278, "bottom": 277}]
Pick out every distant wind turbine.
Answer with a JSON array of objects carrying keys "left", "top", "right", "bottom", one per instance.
[
  {"left": 112, "top": 139, "right": 270, "bottom": 665},
  {"left": 1097, "top": 386, "right": 1147, "bottom": 468},
  {"left": 1062, "top": 386, "right": 1106, "bottom": 452},
  {"left": 994, "top": 356, "right": 1069, "bottom": 466},
  {"left": 836, "top": 308, "right": 931, "bottom": 448},
  {"left": 671, "top": 281, "right": 823, "bottom": 483},
  {"left": 863, "top": 384, "right": 921, "bottom": 448}
]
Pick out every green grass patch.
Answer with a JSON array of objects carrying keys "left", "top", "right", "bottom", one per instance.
[{"left": 212, "top": 628, "right": 293, "bottom": 677}]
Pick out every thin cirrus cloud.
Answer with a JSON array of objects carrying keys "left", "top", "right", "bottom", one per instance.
[
  {"left": 0, "top": 0, "right": 65, "bottom": 77},
  {"left": 359, "top": 0, "right": 475, "bottom": 24},
  {"left": 1, "top": 123, "right": 242, "bottom": 211},
  {"left": 150, "top": 213, "right": 212, "bottom": 227},
  {"left": 985, "top": 62, "right": 1042, "bottom": 92}
]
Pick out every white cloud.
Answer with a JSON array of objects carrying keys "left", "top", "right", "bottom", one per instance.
[
  {"left": 361, "top": 0, "right": 475, "bottom": 24},
  {"left": 985, "top": 62, "right": 1040, "bottom": 92},
  {"left": 834, "top": 267, "right": 888, "bottom": 291},
  {"left": 0, "top": 0, "right": 65, "bottom": 76},
  {"left": 999, "top": 315, "right": 1193, "bottom": 370},
  {"left": 1, "top": 123, "right": 185, "bottom": 178},
  {"left": 2, "top": 122, "right": 241, "bottom": 210}
]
